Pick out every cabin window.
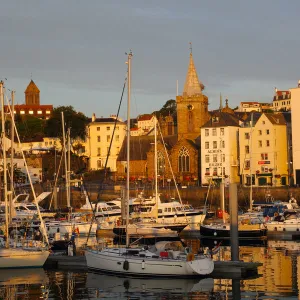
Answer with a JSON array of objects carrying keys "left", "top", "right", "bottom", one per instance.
[{"left": 178, "top": 146, "right": 190, "bottom": 172}]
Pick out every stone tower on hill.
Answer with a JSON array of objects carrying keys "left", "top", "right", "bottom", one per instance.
[
  {"left": 25, "top": 80, "right": 40, "bottom": 106},
  {"left": 176, "top": 52, "right": 209, "bottom": 140}
]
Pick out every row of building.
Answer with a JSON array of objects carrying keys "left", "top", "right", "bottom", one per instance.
[{"left": 2, "top": 51, "right": 300, "bottom": 187}]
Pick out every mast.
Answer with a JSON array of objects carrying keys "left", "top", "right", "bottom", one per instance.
[
  {"left": 68, "top": 127, "right": 71, "bottom": 212},
  {"left": 154, "top": 116, "right": 158, "bottom": 219},
  {"left": 126, "top": 50, "right": 132, "bottom": 248},
  {"left": 10, "top": 91, "right": 15, "bottom": 223},
  {"left": 249, "top": 113, "right": 253, "bottom": 211},
  {"left": 0, "top": 81, "right": 9, "bottom": 248},
  {"left": 61, "top": 112, "right": 70, "bottom": 219}
]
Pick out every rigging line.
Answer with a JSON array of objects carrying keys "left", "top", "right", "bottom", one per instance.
[
  {"left": 84, "top": 71, "right": 128, "bottom": 246},
  {"left": 157, "top": 121, "right": 188, "bottom": 222}
]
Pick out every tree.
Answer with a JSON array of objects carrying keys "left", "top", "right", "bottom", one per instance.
[
  {"left": 153, "top": 99, "right": 177, "bottom": 117},
  {"left": 44, "top": 106, "right": 89, "bottom": 140}
]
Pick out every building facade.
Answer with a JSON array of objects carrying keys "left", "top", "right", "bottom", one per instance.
[
  {"left": 201, "top": 112, "right": 240, "bottom": 185},
  {"left": 85, "top": 114, "right": 126, "bottom": 172},
  {"left": 239, "top": 113, "right": 289, "bottom": 187},
  {"left": 273, "top": 88, "right": 291, "bottom": 112}
]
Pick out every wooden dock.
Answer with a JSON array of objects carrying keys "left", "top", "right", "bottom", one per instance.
[{"left": 44, "top": 255, "right": 261, "bottom": 279}]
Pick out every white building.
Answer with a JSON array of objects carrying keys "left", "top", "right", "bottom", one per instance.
[
  {"left": 290, "top": 82, "right": 300, "bottom": 185},
  {"left": 273, "top": 88, "right": 291, "bottom": 112},
  {"left": 85, "top": 114, "right": 126, "bottom": 171},
  {"left": 130, "top": 114, "right": 156, "bottom": 136},
  {"left": 201, "top": 112, "right": 240, "bottom": 185},
  {"left": 237, "top": 102, "right": 262, "bottom": 112}
]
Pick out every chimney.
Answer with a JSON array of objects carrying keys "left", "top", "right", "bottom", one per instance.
[{"left": 92, "top": 113, "right": 96, "bottom": 122}]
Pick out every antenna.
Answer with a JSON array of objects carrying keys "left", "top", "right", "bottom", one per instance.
[{"left": 189, "top": 42, "right": 192, "bottom": 54}]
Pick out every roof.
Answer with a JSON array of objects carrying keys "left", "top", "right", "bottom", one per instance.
[
  {"left": 138, "top": 114, "right": 154, "bottom": 121},
  {"left": 183, "top": 53, "right": 203, "bottom": 96},
  {"left": 202, "top": 112, "right": 240, "bottom": 128},
  {"left": 117, "top": 135, "right": 178, "bottom": 161},
  {"left": 265, "top": 113, "right": 287, "bottom": 125},
  {"left": 89, "top": 118, "right": 124, "bottom": 124},
  {"left": 25, "top": 80, "right": 40, "bottom": 93}
]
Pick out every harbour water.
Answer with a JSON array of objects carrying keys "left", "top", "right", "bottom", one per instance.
[{"left": 0, "top": 239, "right": 300, "bottom": 299}]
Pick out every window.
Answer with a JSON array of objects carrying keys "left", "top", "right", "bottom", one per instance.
[
  {"left": 107, "top": 135, "right": 110, "bottom": 142},
  {"left": 258, "top": 130, "right": 262, "bottom": 135},
  {"left": 97, "top": 148, "right": 101, "bottom": 156},
  {"left": 266, "top": 140, "right": 270, "bottom": 147},
  {"left": 178, "top": 146, "right": 190, "bottom": 172},
  {"left": 212, "top": 128, "right": 217, "bottom": 136},
  {"left": 220, "top": 140, "right": 225, "bottom": 148},
  {"left": 258, "top": 140, "right": 262, "bottom": 147},
  {"left": 116, "top": 135, "right": 119, "bottom": 142},
  {"left": 205, "top": 142, "right": 209, "bottom": 149},
  {"left": 213, "top": 141, "right": 217, "bottom": 149},
  {"left": 106, "top": 126, "right": 110, "bottom": 131},
  {"left": 245, "top": 133, "right": 250, "bottom": 139},
  {"left": 97, "top": 136, "right": 101, "bottom": 142},
  {"left": 262, "top": 121, "right": 265, "bottom": 125},
  {"left": 205, "top": 155, "right": 210, "bottom": 163},
  {"left": 245, "top": 160, "right": 250, "bottom": 169},
  {"left": 37, "top": 110, "right": 42, "bottom": 114},
  {"left": 157, "top": 151, "right": 165, "bottom": 175},
  {"left": 20, "top": 111, "right": 25, "bottom": 114},
  {"left": 205, "top": 168, "right": 210, "bottom": 174},
  {"left": 213, "top": 154, "right": 218, "bottom": 162},
  {"left": 29, "top": 110, "right": 34, "bottom": 115},
  {"left": 213, "top": 167, "right": 218, "bottom": 175},
  {"left": 222, "top": 154, "right": 225, "bottom": 162},
  {"left": 46, "top": 111, "right": 51, "bottom": 114},
  {"left": 97, "top": 160, "right": 102, "bottom": 169},
  {"left": 266, "top": 129, "right": 270, "bottom": 135},
  {"left": 97, "top": 127, "right": 100, "bottom": 131},
  {"left": 261, "top": 153, "right": 268, "bottom": 160},
  {"left": 220, "top": 128, "right": 224, "bottom": 136},
  {"left": 205, "top": 129, "right": 209, "bottom": 136},
  {"left": 245, "top": 146, "right": 250, "bottom": 154}
]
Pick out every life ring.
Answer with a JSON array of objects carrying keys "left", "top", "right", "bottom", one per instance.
[
  {"left": 187, "top": 253, "right": 195, "bottom": 261},
  {"left": 274, "top": 212, "right": 279, "bottom": 217}
]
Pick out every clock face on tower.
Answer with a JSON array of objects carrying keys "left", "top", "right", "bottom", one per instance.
[{"left": 187, "top": 104, "right": 194, "bottom": 111}]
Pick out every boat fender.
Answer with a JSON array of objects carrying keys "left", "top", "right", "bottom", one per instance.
[
  {"left": 187, "top": 253, "right": 195, "bottom": 261},
  {"left": 123, "top": 260, "right": 129, "bottom": 270},
  {"left": 214, "top": 231, "right": 217, "bottom": 236},
  {"left": 142, "top": 260, "right": 145, "bottom": 269}
]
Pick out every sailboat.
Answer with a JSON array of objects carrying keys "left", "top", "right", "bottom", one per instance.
[
  {"left": 0, "top": 81, "right": 49, "bottom": 268},
  {"left": 85, "top": 52, "right": 214, "bottom": 277}
]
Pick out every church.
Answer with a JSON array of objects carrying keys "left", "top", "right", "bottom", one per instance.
[{"left": 116, "top": 51, "right": 210, "bottom": 186}]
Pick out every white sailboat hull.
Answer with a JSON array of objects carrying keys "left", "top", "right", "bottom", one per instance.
[
  {"left": 47, "top": 221, "right": 98, "bottom": 235},
  {"left": 266, "top": 219, "right": 300, "bottom": 232},
  {"left": 0, "top": 248, "right": 49, "bottom": 269},
  {"left": 85, "top": 249, "right": 214, "bottom": 277}
]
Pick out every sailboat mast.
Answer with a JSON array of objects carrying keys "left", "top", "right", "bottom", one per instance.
[
  {"left": 154, "top": 116, "right": 158, "bottom": 219},
  {"left": 249, "top": 113, "right": 253, "bottom": 211},
  {"left": 0, "top": 81, "right": 9, "bottom": 248},
  {"left": 10, "top": 91, "right": 15, "bottom": 223},
  {"left": 126, "top": 51, "right": 132, "bottom": 248},
  {"left": 61, "top": 112, "right": 70, "bottom": 216}
]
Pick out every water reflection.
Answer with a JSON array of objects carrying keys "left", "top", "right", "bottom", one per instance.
[{"left": 0, "top": 242, "right": 300, "bottom": 299}]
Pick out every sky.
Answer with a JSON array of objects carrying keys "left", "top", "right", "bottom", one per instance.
[{"left": 1, "top": 1, "right": 300, "bottom": 120}]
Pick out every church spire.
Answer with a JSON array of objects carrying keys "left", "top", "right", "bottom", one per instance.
[{"left": 183, "top": 45, "right": 203, "bottom": 97}]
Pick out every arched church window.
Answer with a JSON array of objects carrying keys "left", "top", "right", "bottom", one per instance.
[
  {"left": 157, "top": 151, "right": 165, "bottom": 175},
  {"left": 178, "top": 146, "right": 190, "bottom": 172}
]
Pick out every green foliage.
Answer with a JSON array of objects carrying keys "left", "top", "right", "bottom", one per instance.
[
  {"left": 14, "top": 115, "right": 45, "bottom": 141},
  {"left": 153, "top": 99, "right": 176, "bottom": 117},
  {"left": 44, "top": 106, "right": 89, "bottom": 140}
]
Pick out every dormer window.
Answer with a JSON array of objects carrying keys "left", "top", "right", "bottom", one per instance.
[{"left": 212, "top": 116, "right": 219, "bottom": 123}]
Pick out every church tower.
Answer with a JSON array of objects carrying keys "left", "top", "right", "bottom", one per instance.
[
  {"left": 176, "top": 49, "right": 209, "bottom": 140},
  {"left": 25, "top": 80, "right": 40, "bottom": 106}
]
